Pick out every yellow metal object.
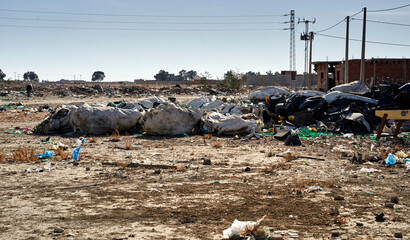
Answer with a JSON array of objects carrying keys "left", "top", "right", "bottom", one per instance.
[{"left": 375, "top": 110, "right": 410, "bottom": 120}]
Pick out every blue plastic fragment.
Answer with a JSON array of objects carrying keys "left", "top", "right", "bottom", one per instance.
[
  {"left": 36, "top": 151, "right": 53, "bottom": 159},
  {"left": 385, "top": 153, "right": 396, "bottom": 167},
  {"left": 71, "top": 146, "right": 82, "bottom": 162}
]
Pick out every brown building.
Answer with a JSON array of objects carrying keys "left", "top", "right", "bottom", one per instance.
[{"left": 313, "top": 58, "right": 409, "bottom": 91}]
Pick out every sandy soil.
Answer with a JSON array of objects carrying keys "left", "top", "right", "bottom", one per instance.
[{"left": 0, "top": 94, "right": 409, "bottom": 240}]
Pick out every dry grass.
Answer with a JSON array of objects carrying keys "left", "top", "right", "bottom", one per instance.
[
  {"left": 0, "top": 152, "right": 6, "bottom": 163},
  {"left": 110, "top": 128, "right": 121, "bottom": 141},
  {"left": 116, "top": 160, "right": 128, "bottom": 169},
  {"left": 203, "top": 134, "right": 212, "bottom": 139},
  {"left": 56, "top": 147, "right": 70, "bottom": 160},
  {"left": 124, "top": 138, "right": 132, "bottom": 150},
  {"left": 326, "top": 179, "right": 337, "bottom": 187},
  {"left": 211, "top": 141, "right": 223, "bottom": 148},
  {"left": 334, "top": 216, "right": 346, "bottom": 224},
  {"left": 12, "top": 147, "right": 39, "bottom": 163}
]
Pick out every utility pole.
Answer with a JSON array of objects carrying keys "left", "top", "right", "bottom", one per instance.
[
  {"left": 14, "top": 72, "right": 16, "bottom": 80},
  {"left": 289, "top": 10, "right": 295, "bottom": 71},
  {"left": 308, "top": 32, "right": 314, "bottom": 90},
  {"left": 284, "top": 10, "right": 296, "bottom": 71},
  {"left": 344, "top": 16, "right": 349, "bottom": 84},
  {"left": 360, "top": 7, "right": 367, "bottom": 82},
  {"left": 298, "top": 17, "right": 316, "bottom": 84}
]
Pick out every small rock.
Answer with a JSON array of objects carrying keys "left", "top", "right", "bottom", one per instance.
[
  {"left": 54, "top": 227, "right": 64, "bottom": 233},
  {"left": 391, "top": 196, "right": 399, "bottom": 204},
  {"left": 73, "top": 162, "right": 79, "bottom": 166},
  {"left": 385, "top": 201, "right": 394, "bottom": 209},
  {"left": 154, "top": 169, "right": 161, "bottom": 174},
  {"left": 394, "top": 232, "right": 403, "bottom": 238},
  {"left": 202, "top": 159, "right": 211, "bottom": 165},
  {"left": 269, "top": 235, "right": 284, "bottom": 240},
  {"left": 331, "top": 231, "right": 340, "bottom": 237},
  {"left": 334, "top": 195, "right": 345, "bottom": 200},
  {"left": 329, "top": 206, "right": 339, "bottom": 216},
  {"left": 86, "top": 167, "right": 90, "bottom": 171},
  {"left": 375, "top": 213, "right": 385, "bottom": 222},
  {"left": 122, "top": 175, "right": 127, "bottom": 179},
  {"left": 128, "top": 234, "right": 135, "bottom": 238},
  {"left": 356, "top": 222, "right": 363, "bottom": 227},
  {"left": 244, "top": 167, "right": 251, "bottom": 172}
]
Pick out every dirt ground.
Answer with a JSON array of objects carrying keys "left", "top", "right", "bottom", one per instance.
[{"left": 0, "top": 94, "right": 409, "bottom": 240}]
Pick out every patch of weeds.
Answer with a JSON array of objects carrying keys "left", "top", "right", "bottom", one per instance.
[{"left": 12, "top": 147, "right": 39, "bottom": 163}]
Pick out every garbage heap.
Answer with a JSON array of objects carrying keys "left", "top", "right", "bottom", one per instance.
[{"left": 35, "top": 81, "right": 410, "bottom": 138}]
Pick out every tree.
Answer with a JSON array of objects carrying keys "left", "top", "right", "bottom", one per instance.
[
  {"left": 266, "top": 70, "right": 274, "bottom": 75},
  {"left": 179, "top": 70, "right": 187, "bottom": 81},
  {"left": 23, "top": 71, "right": 39, "bottom": 81},
  {"left": 186, "top": 70, "right": 197, "bottom": 80},
  {"left": 154, "top": 70, "right": 169, "bottom": 81},
  {"left": 221, "top": 70, "right": 244, "bottom": 89},
  {"left": 0, "top": 69, "right": 6, "bottom": 81},
  {"left": 92, "top": 71, "right": 105, "bottom": 81}
]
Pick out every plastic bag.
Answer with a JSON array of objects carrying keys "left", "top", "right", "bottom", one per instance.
[
  {"left": 385, "top": 153, "right": 396, "bottom": 167},
  {"left": 37, "top": 151, "right": 53, "bottom": 159}
]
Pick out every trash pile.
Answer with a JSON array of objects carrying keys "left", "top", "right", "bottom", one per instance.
[{"left": 34, "top": 80, "right": 409, "bottom": 141}]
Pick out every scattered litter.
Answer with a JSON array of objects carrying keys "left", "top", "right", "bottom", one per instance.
[
  {"left": 385, "top": 153, "right": 396, "bottom": 167},
  {"left": 360, "top": 167, "right": 381, "bottom": 173},
  {"left": 305, "top": 186, "right": 323, "bottom": 192},
  {"left": 222, "top": 215, "right": 266, "bottom": 239}
]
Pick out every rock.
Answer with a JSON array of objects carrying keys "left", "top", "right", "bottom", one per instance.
[
  {"left": 331, "top": 231, "right": 340, "bottom": 237},
  {"left": 334, "top": 195, "right": 345, "bottom": 200},
  {"left": 385, "top": 201, "right": 394, "bottom": 208},
  {"left": 269, "top": 235, "right": 284, "bottom": 240},
  {"left": 375, "top": 213, "right": 385, "bottom": 222},
  {"left": 391, "top": 196, "right": 399, "bottom": 204},
  {"left": 244, "top": 167, "right": 251, "bottom": 172},
  {"left": 394, "top": 232, "right": 403, "bottom": 238},
  {"left": 203, "top": 159, "right": 211, "bottom": 165},
  {"left": 154, "top": 169, "right": 161, "bottom": 174},
  {"left": 54, "top": 227, "right": 64, "bottom": 233},
  {"left": 356, "top": 222, "right": 363, "bottom": 227},
  {"left": 86, "top": 167, "right": 90, "bottom": 171},
  {"left": 329, "top": 206, "right": 339, "bottom": 216}
]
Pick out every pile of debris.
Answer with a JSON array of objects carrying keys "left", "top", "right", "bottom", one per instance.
[{"left": 35, "top": 80, "right": 410, "bottom": 140}]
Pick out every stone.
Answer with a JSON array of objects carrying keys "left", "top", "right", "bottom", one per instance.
[
  {"left": 385, "top": 201, "right": 394, "bottom": 208},
  {"left": 334, "top": 195, "right": 345, "bottom": 200},
  {"left": 394, "top": 232, "right": 403, "bottom": 238},
  {"left": 331, "top": 231, "right": 340, "bottom": 237},
  {"left": 203, "top": 159, "right": 211, "bottom": 165},
  {"left": 154, "top": 169, "right": 161, "bottom": 174},
  {"left": 356, "top": 222, "right": 363, "bottom": 227},
  {"left": 54, "top": 227, "right": 64, "bottom": 233},
  {"left": 391, "top": 196, "right": 399, "bottom": 204},
  {"left": 244, "top": 167, "right": 251, "bottom": 172}
]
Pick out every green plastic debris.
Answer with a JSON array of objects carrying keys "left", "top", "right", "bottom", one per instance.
[
  {"left": 303, "top": 162, "right": 309, "bottom": 166},
  {"left": 213, "top": 180, "right": 220, "bottom": 184}
]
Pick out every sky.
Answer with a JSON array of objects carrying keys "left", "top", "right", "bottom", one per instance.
[{"left": 0, "top": 0, "right": 409, "bottom": 81}]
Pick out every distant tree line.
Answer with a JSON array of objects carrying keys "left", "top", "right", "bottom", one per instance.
[{"left": 154, "top": 69, "right": 198, "bottom": 81}]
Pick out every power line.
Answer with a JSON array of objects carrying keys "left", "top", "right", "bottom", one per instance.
[
  {"left": 352, "top": 18, "right": 410, "bottom": 27},
  {"left": 0, "top": 24, "right": 287, "bottom": 31},
  {"left": 315, "top": 33, "right": 410, "bottom": 47},
  {"left": 350, "top": 9, "right": 364, "bottom": 18},
  {"left": 0, "top": 8, "right": 287, "bottom": 18},
  {"left": 368, "top": 4, "right": 410, "bottom": 12},
  {"left": 315, "top": 18, "right": 345, "bottom": 33},
  {"left": 0, "top": 16, "right": 287, "bottom": 25},
  {"left": 314, "top": 9, "right": 362, "bottom": 33}
]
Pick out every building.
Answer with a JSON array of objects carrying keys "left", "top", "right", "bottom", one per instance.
[
  {"left": 313, "top": 58, "right": 410, "bottom": 91},
  {"left": 244, "top": 71, "right": 317, "bottom": 88}
]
